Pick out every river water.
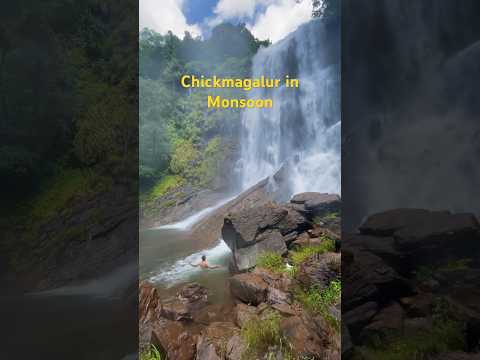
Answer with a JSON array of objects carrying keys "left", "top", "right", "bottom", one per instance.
[{"left": 139, "top": 228, "right": 233, "bottom": 304}]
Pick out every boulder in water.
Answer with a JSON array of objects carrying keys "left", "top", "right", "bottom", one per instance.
[
  {"left": 222, "top": 202, "right": 288, "bottom": 249},
  {"left": 232, "top": 230, "right": 287, "bottom": 271},
  {"left": 222, "top": 200, "right": 309, "bottom": 271}
]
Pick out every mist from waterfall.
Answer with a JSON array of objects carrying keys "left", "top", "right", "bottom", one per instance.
[{"left": 238, "top": 19, "right": 340, "bottom": 197}]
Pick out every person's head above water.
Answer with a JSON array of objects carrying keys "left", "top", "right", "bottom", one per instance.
[{"left": 201, "top": 255, "right": 206, "bottom": 261}]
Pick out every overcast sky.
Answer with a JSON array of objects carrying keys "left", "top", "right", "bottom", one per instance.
[{"left": 139, "top": 0, "right": 313, "bottom": 43}]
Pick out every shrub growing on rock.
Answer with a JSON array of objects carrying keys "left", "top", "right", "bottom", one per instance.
[
  {"left": 241, "top": 310, "right": 293, "bottom": 359},
  {"left": 256, "top": 252, "right": 286, "bottom": 273}
]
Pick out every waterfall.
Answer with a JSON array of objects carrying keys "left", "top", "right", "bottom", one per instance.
[{"left": 238, "top": 19, "right": 340, "bottom": 197}]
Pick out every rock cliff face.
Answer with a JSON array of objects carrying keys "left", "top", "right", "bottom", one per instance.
[
  {"left": 222, "top": 192, "right": 340, "bottom": 271},
  {"left": 11, "top": 185, "right": 137, "bottom": 291},
  {"left": 343, "top": 209, "right": 480, "bottom": 359}
]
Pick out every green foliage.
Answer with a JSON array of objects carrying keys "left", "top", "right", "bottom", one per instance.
[
  {"left": 148, "top": 175, "right": 183, "bottom": 201},
  {"left": 359, "top": 297, "right": 465, "bottom": 360},
  {"left": 28, "top": 169, "right": 111, "bottom": 222},
  {"left": 441, "top": 258, "right": 472, "bottom": 271},
  {"left": 416, "top": 265, "right": 435, "bottom": 282},
  {"left": 360, "top": 318, "right": 465, "bottom": 360},
  {"left": 296, "top": 280, "right": 341, "bottom": 330},
  {"left": 169, "top": 139, "right": 200, "bottom": 180},
  {"left": 290, "top": 238, "right": 336, "bottom": 266},
  {"left": 241, "top": 310, "right": 292, "bottom": 359},
  {"left": 138, "top": 23, "right": 269, "bottom": 199},
  {"left": 256, "top": 252, "right": 286, "bottom": 273},
  {"left": 140, "top": 345, "right": 165, "bottom": 360}
]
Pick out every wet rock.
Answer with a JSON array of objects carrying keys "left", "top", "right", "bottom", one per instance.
[
  {"left": 254, "top": 267, "right": 292, "bottom": 293},
  {"left": 394, "top": 212, "right": 479, "bottom": 250},
  {"left": 343, "top": 249, "right": 412, "bottom": 310},
  {"left": 161, "top": 282, "right": 208, "bottom": 321},
  {"left": 360, "top": 302, "right": 404, "bottom": 342},
  {"left": 359, "top": 209, "right": 479, "bottom": 250},
  {"left": 344, "top": 301, "right": 379, "bottom": 336},
  {"left": 234, "top": 303, "right": 258, "bottom": 327},
  {"left": 291, "top": 192, "right": 341, "bottom": 217},
  {"left": 197, "top": 322, "right": 239, "bottom": 360},
  {"left": 296, "top": 252, "right": 341, "bottom": 289},
  {"left": 232, "top": 230, "right": 287, "bottom": 271},
  {"left": 151, "top": 319, "right": 196, "bottom": 360},
  {"left": 271, "top": 303, "right": 297, "bottom": 317},
  {"left": 342, "top": 234, "right": 403, "bottom": 270},
  {"left": 280, "top": 316, "right": 326, "bottom": 358},
  {"left": 291, "top": 232, "right": 314, "bottom": 248},
  {"left": 276, "top": 206, "right": 311, "bottom": 235},
  {"left": 161, "top": 301, "right": 191, "bottom": 321},
  {"left": 399, "top": 293, "right": 433, "bottom": 317},
  {"left": 139, "top": 281, "right": 160, "bottom": 324},
  {"left": 226, "top": 334, "right": 247, "bottom": 360},
  {"left": 196, "top": 336, "right": 222, "bottom": 360},
  {"left": 359, "top": 209, "right": 435, "bottom": 236},
  {"left": 404, "top": 317, "right": 432, "bottom": 333},
  {"left": 282, "top": 231, "right": 298, "bottom": 246},
  {"left": 178, "top": 282, "right": 208, "bottom": 310},
  {"left": 230, "top": 273, "right": 268, "bottom": 305},
  {"left": 222, "top": 202, "right": 288, "bottom": 250},
  {"left": 267, "top": 287, "right": 292, "bottom": 306}
]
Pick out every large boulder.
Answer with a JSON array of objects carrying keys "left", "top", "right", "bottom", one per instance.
[
  {"left": 232, "top": 230, "right": 287, "bottom": 271},
  {"left": 359, "top": 302, "right": 405, "bottom": 342},
  {"left": 359, "top": 209, "right": 479, "bottom": 250},
  {"left": 222, "top": 202, "right": 288, "bottom": 250},
  {"left": 151, "top": 319, "right": 196, "bottom": 360},
  {"left": 230, "top": 273, "right": 268, "bottom": 305},
  {"left": 343, "top": 249, "right": 412, "bottom": 311},
  {"left": 290, "top": 192, "right": 341, "bottom": 217},
  {"left": 344, "top": 301, "right": 379, "bottom": 337}
]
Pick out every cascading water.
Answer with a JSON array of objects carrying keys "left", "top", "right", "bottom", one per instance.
[{"left": 238, "top": 19, "right": 340, "bottom": 197}]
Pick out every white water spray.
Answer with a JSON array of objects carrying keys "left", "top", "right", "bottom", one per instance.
[
  {"left": 239, "top": 19, "right": 340, "bottom": 196},
  {"left": 148, "top": 239, "right": 231, "bottom": 287}
]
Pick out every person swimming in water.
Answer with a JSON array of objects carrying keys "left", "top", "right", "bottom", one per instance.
[{"left": 190, "top": 255, "right": 221, "bottom": 269}]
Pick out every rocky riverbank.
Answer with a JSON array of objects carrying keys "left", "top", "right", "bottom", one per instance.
[
  {"left": 139, "top": 192, "right": 342, "bottom": 360},
  {"left": 343, "top": 209, "right": 480, "bottom": 359}
]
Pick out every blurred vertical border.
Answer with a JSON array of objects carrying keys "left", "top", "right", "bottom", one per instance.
[{"left": 0, "top": 0, "right": 139, "bottom": 359}]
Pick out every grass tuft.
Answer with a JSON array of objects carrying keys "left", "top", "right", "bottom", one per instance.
[
  {"left": 140, "top": 345, "right": 166, "bottom": 360},
  {"left": 290, "top": 238, "right": 335, "bottom": 266},
  {"left": 241, "top": 310, "right": 293, "bottom": 359},
  {"left": 256, "top": 252, "right": 286, "bottom": 273},
  {"left": 296, "top": 280, "right": 341, "bottom": 331}
]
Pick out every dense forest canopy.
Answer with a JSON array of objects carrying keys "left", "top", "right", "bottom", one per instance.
[
  {"left": 139, "top": 23, "right": 270, "bottom": 207},
  {"left": 0, "top": 0, "right": 137, "bottom": 207}
]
